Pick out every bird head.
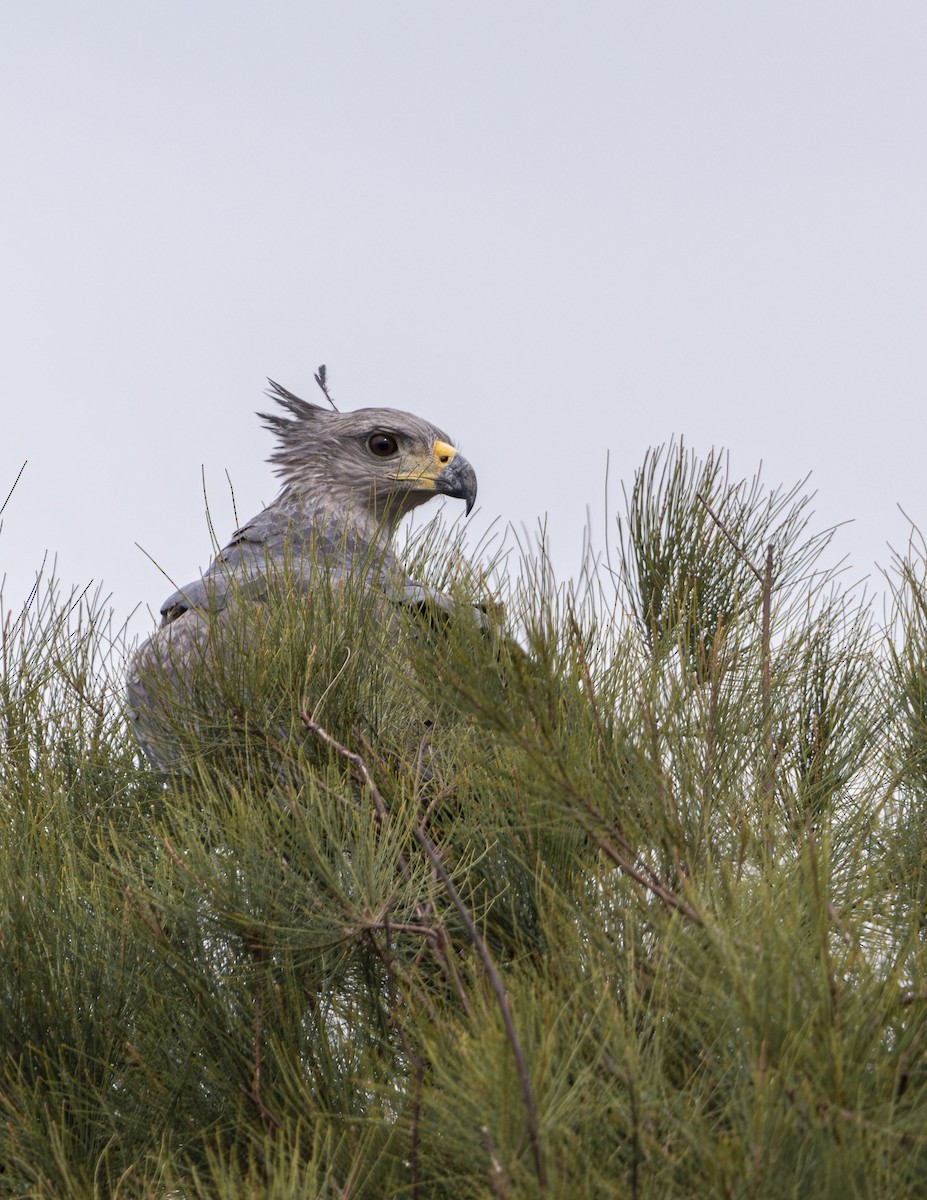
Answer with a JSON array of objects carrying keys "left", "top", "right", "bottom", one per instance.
[{"left": 258, "top": 380, "right": 477, "bottom": 536}]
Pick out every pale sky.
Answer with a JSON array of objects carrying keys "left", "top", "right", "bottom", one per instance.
[{"left": 3, "top": 4, "right": 926, "bottom": 642}]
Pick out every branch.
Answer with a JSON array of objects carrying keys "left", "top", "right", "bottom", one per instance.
[
  {"left": 377, "top": 919, "right": 424, "bottom": 1200},
  {"left": 301, "top": 716, "right": 545, "bottom": 1189},
  {"left": 760, "top": 542, "right": 775, "bottom": 847},
  {"left": 307, "top": 714, "right": 474, "bottom": 1016},
  {"left": 696, "top": 494, "right": 778, "bottom": 854},
  {"left": 0, "top": 459, "right": 27, "bottom": 527},
  {"left": 585, "top": 821, "right": 703, "bottom": 925},
  {"left": 696, "top": 492, "right": 764, "bottom": 585},
  {"left": 412, "top": 821, "right": 545, "bottom": 1185},
  {"left": 433, "top": 673, "right": 703, "bottom": 926}
]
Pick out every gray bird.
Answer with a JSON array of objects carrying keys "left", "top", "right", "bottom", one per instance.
[{"left": 127, "top": 380, "right": 477, "bottom": 768}]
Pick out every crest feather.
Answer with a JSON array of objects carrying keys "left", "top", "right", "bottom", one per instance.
[{"left": 258, "top": 380, "right": 331, "bottom": 476}]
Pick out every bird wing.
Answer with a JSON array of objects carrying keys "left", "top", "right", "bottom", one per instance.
[
  {"left": 157, "top": 501, "right": 403, "bottom": 625},
  {"left": 158, "top": 509, "right": 286, "bottom": 622},
  {"left": 127, "top": 500, "right": 453, "bottom": 768}
]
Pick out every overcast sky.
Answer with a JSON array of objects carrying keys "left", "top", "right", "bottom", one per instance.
[{"left": 2, "top": 3, "right": 926, "bottom": 643}]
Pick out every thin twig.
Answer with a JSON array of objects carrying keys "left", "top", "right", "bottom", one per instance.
[
  {"left": 696, "top": 492, "right": 778, "bottom": 854},
  {"left": 481, "top": 1125, "right": 512, "bottom": 1199},
  {"left": 827, "top": 900, "right": 853, "bottom": 948},
  {"left": 224, "top": 467, "right": 240, "bottom": 531},
  {"left": 350, "top": 919, "right": 441, "bottom": 942},
  {"left": 0, "top": 459, "right": 27, "bottom": 527},
  {"left": 53, "top": 659, "right": 109, "bottom": 720},
  {"left": 201, "top": 465, "right": 221, "bottom": 555},
  {"left": 435, "top": 674, "right": 702, "bottom": 926},
  {"left": 585, "top": 821, "right": 703, "bottom": 925},
  {"left": 412, "top": 823, "right": 545, "bottom": 1186},
  {"left": 122, "top": 885, "right": 167, "bottom": 943},
  {"left": 301, "top": 716, "right": 389, "bottom": 824},
  {"left": 302, "top": 712, "right": 474, "bottom": 1014},
  {"left": 378, "top": 919, "right": 424, "bottom": 1200},
  {"left": 248, "top": 946, "right": 281, "bottom": 1131},
  {"left": 302, "top": 717, "right": 546, "bottom": 1189},
  {"left": 760, "top": 543, "right": 775, "bottom": 852},
  {"left": 696, "top": 492, "right": 765, "bottom": 584}
]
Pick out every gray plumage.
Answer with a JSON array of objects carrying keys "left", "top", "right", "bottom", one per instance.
[{"left": 127, "top": 380, "right": 477, "bottom": 768}]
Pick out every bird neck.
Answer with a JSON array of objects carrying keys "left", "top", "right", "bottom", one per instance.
[{"left": 273, "top": 486, "right": 403, "bottom": 556}]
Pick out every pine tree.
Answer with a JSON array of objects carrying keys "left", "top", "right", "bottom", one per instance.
[{"left": 2, "top": 443, "right": 926, "bottom": 1198}]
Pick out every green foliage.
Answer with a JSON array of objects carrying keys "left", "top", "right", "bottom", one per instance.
[{"left": 2, "top": 442, "right": 927, "bottom": 1197}]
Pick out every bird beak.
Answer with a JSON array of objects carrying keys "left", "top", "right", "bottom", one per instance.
[
  {"left": 389, "top": 440, "right": 478, "bottom": 514},
  {"left": 434, "top": 448, "right": 477, "bottom": 515}
]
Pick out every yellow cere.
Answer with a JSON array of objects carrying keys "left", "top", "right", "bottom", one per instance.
[
  {"left": 389, "top": 440, "right": 457, "bottom": 486},
  {"left": 432, "top": 440, "right": 457, "bottom": 465}
]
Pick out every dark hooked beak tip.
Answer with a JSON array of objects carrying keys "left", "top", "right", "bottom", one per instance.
[{"left": 437, "top": 455, "right": 477, "bottom": 516}]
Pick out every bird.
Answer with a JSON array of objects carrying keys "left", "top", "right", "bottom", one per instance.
[{"left": 126, "top": 379, "right": 477, "bottom": 769}]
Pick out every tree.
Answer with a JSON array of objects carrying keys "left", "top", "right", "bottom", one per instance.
[{"left": 1, "top": 443, "right": 926, "bottom": 1198}]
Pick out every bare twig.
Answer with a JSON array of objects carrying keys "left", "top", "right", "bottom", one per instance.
[
  {"left": 584, "top": 820, "right": 703, "bottom": 925},
  {"left": 696, "top": 492, "right": 764, "bottom": 585},
  {"left": 378, "top": 919, "right": 424, "bottom": 1200},
  {"left": 432, "top": 673, "right": 703, "bottom": 926},
  {"left": 224, "top": 467, "right": 240, "bottom": 530},
  {"left": 827, "top": 900, "right": 853, "bottom": 948},
  {"left": 696, "top": 493, "right": 778, "bottom": 854},
  {"left": 301, "top": 716, "right": 389, "bottom": 825},
  {"left": 481, "top": 1125, "right": 512, "bottom": 1199},
  {"left": 247, "top": 946, "right": 281, "bottom": 1132},
  {"left": 53, "top": 659, "right": 108, "bottom": 720},
  {"left": 0, "top": 459, "right": 27, "bottom": 530},
  {"left": 302, "top": 711, "right": 474, "bottom": 1015},
  {"left": 302, "top": 717, "right": 546, "bottom": 1189},
  {"left": 349, "top": 919, "right": 441, "bottom": 942},
  {"left": 201, "top": 465, "right": 221, "bottom": 555},
  {"left": 760, "top": 543, "right": 775, "bottom": 850},
  {"left": 122, "top": 885, "right": 167, "bottom": 943},
  {"left": 413, "top": 823, "right": 545, "bottom": 1185}
]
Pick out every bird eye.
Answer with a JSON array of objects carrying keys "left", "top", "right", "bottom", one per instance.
[{"left": 368, "top": 433, "right": 398, "bottom": 457}]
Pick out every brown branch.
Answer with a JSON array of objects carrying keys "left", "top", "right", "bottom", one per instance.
[
  {"left": 695, "top": 492, "right": 764, "bottom": 584},
  {"left": 583, "top": 820, "right": 703, "bottom": 925},
  {"left": 122, "top": 885, "right": 167, "bottom": 943},
  {"left": 308, "top": 714, "right": 475, "bottom": 1017},
  {"left": 0, "top": 459, "right": 27, "bottom": 522},
  {"left": 302, "top": 716, "right": 545, "bottom": 1189},
  {"left": 760, "top": 543, "right": 775, "bottom": 853},
  {"left": 481, "top": 1125, "right": 512, "bottom": 1199},
  {"left": 376, "top": 919, "right": 425, "bottom": 1200},
  {"left": 162, "top": 837, "right": 208, "bottom": 888},
  {"left": 247, "top": 947, "right": 281, "bottom": 1132},
  {"left": 412, "top": 822, "right": 545, "bottom": 1185},
  {"left": 696, "top": 493, "right": 778, "bottom": 855},
  {"left": 349, "top": 919, "right": 441, "bottom": 942},
  {"left": 52, "top": 660, "right": 108, "bottom": 720},
  {"left": 425, "top": 672, "right": 702, "bottom": 927},
  {"left": 827, "top": 900, "right": 853, "bottom": 948},
  {"left": 301, "top": 716, "right": 389, "bottom": 824}
]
